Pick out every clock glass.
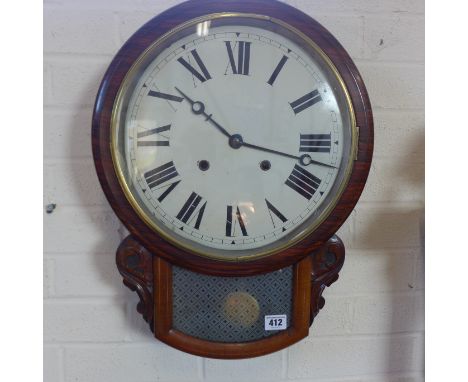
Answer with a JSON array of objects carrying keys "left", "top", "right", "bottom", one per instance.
[{"left": 111, "top": 14, "right": 357, "bottom": 260}]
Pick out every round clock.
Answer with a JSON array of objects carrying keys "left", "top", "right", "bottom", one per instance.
[{"left": 93, "top": 0, "right": 373, "bottom": 275}]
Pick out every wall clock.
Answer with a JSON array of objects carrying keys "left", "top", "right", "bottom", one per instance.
[{"left": 92, "top": 0, "right": 373, "bottom": 359}]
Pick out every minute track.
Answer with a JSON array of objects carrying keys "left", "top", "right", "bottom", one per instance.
[{"left": 116, "top": 25, "right": 351, "bottom": 254}]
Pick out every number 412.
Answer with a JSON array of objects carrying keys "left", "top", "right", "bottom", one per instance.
[{"left": 269, "top": 318, "right": 283, "bottom": 326}]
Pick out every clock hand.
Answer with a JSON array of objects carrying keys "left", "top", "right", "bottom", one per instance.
[
  {"left": 174, "top": 87, "right": 232, "bottom": 139},
  {"left": 241, "top": 141, "right": 338, "bottom": 169},
  {"left": 174, "top": 87, "right": 336, "bottom": 169}
]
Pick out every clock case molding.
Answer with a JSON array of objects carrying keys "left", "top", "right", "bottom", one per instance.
[
  {"left": 92, "top": 0, "right": 373, "bottom": 358},
  {"left": 117, "top": 234, "right": 345, "bottom": 359}
]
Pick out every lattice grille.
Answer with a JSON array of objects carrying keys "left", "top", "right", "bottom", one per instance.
[{"left": 172, "top": 265, "right": 293, "bottom": 343}]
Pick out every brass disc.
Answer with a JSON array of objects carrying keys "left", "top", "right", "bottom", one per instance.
[{"left": 222, "top": 291, "right": 260, "bottom": 327}]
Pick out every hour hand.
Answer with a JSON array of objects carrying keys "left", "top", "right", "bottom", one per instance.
[
  {"left": 174, "top": 87, "right": 204, "bottom": 114},
  {"left": 174, "top": 87, "right": 232, "bottom": 138},
  {"left": 174, "top": 87, "right": 191, "bottom": 102}
]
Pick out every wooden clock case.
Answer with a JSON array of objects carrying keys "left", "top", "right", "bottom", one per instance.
[{"left": 92, "top": 0, "right": 373, "bottom": 359}]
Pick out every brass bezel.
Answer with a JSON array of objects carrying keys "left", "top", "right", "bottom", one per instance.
[{"left": 110, "top": 13, "right": 358, "bottom": 262}]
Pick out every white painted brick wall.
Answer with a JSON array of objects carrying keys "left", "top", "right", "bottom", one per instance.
[
  {"left": 204, "top": 352, "right": 284, "bottom": 381},
  {"left": 44, "top": 109, "right": 94, "bottom": 158},
  {"left": 50, "top": 254, "right": 126, "bottom": 297},
  {"left": 287, "top": 335, "right": 420, "bottom": 379},
  {"left": 63, "top": 344, "right": 202, "bottom": 382},
  {"left": 44, "top": 0, "right": 424, "bottom": 381}
]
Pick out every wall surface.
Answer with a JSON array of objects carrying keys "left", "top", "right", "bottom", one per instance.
[{"left": 44, "top": 0, "right": 425, "bottom": 381}]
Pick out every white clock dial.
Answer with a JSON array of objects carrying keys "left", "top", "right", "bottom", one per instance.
[{"left": 113, "top": 17, "right": 355, "bottom": 260}]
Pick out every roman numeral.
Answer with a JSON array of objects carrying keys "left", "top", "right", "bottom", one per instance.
[
  {"left": 290, "top": 89, "right": 322, "bottom": 114},
  {"left": 148, "top": 90, "right": 184, "bottom": 103},
  {"left": 176, "top": 192, "right": 207, "bottom": 230},
  {"left": 267, "top": 55, "right": 289, "bottom": 86},
  {"left": 225, "top": 41, "right": 251, "bottom": 75},
  {"left": 265, "top": 199, "right": 287, "bottom": 228},
  {"left": 226, "top": 206, "right": 248, "bottom": 237},
  {"left": 299, "top": 133, "right": 331, "bottom": 153},
  {"left": 137, "top": 124, "right": 171, "bottom": 147},
  {"left": 177, "top": 49, "right": 212, "bottom": 83},
  {"left": 157, "top": 180, "right": 180, "bottom": 203},
  {"left": 285, "top": 164, "right": 321, "bottom": 200},
  {"left": 144, "top": 161, "right": 179, "bottom": 190}
]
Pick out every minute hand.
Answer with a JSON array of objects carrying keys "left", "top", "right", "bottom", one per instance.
[{"left": 241, "top": 141, "right": 337, "bottom": 169}]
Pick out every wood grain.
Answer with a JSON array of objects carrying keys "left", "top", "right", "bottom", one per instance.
[
  {"left": 116, "top": 234, "right": 346, "bottom": 358},
  {"left": 93, "top": 0, "right": 373, "bottom": 275},
  {"left": 153, "top": 254, "right": 312, "bottom": 359},
  {"left": 116, "top": 235, "right": 154, "bottom": 327},
  {"left": 309, "top": 235, "right": 345, "bottom": 324}
]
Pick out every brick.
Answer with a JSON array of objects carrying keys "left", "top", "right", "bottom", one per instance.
[
  {"left": 60, "top": 0, "right": 181, "bottom": 12},
  {"left": 44, "top": 62, "right": 52, "bottom": 104},
  {"left": 44, "top": 108, "right": 93, "bottom": 158},
  {"left": 44, "top": 258, "right": 55, "bottom": 298},
  {"left": 308, "top": 374, "right": 424, "bottom": 382},
  {"left": 44, "top": 160, "right": 108, "bottom": 206},
  {"left": 130, "top": 0, "right": 187, "bottom": 13},
  {"left": 372, "top": 110, "right": 425, "bottom": 161},
  {"left": 44, "top": 346, "right": 63, "bottom": 382},
  {"left": 312, "top": 14, "right": 364, "bottom": 59},
  {"left": 359, "top": 373, "right": 425, "bottom": 382},
  {"left": 412, "top": 333, "right": 424, "bottom": 374},
  {"left": 414, "top": 295, "right": 424, "bottom": 331},
  {"left": 358, "top": 63, "right": 424, "bottom": 109},
  {"left": 48, "top": 58, "right": 110, "bottom": 106},
  {"left": 354, "top": 206, "right": 424, "bottom": 249},
  {"left": 64, "top": 344, "right": 201, "bottom": 382},
  {"left": 288, "top": 335, "right": 418, "bottom": 379},
  {"left": 205, "top": 351, "right": 284, "bottom": 381},
  {"left": 351, "top": 292, "right": 424, "bottom": 334},
  {"left": 117, "top": 11, "right": 153, "bottom": 44},
  {"left": 363, "top": 15, "right": 424, "bottom": 62},
  {"left": 124, "top": 296, "right": 156, "bottom": 342},
  {"left": 52, "top": 254, "right": 126, "bottom": 297},
  {"left": 310, "top": 296, "right": 353, "bottom": 336},
  {"left": 360, "top": 159, "right": 424, "bottom": 203},
  {"left": 44, "top": 301, "right": 128, "bottom": 342},
  {"left": 44, "top": 8, "right": 118, "bottom": 55},
  {"left": 44, "top": 206, "right": 121, "bottom": 253},
  {"left": 336, "top": 214, "right": 355, "bottom": 247},
  {"left": 281, "top": 0, "right": 424, "bottom": 15},
  {"left": 118, "top": 224, "right": 130, "bottom": 241},
  {"left": 329, "top": 249, "right": 418, "bottom": 295},
  {"left": 413, "top": 249, "right": 425, "bottom": 290},
  {"left": 289, "top": 375, "right": 424, "bottom": 382}
]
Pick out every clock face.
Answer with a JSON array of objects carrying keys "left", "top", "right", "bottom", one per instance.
[{"left": 112, "top": 15, "right": 356, "bottom": 260}]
